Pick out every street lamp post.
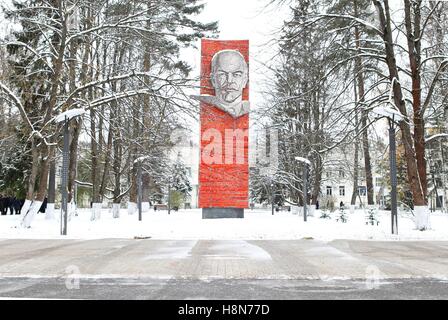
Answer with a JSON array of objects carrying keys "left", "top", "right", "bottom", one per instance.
[
  {"left": 137, "top": 162, "right": 142, "bottom": 222},
  {"left": 54, "top": 109, "right": 85, "bottom": 236},
  {"left": 60, "top": 118, "right": 69, "bottom": 235},
  {"left": 388, "top": 119, "right": 398, "bottom": 234},
  {"left": 373, "top": 106, "right": 403, "bottom": 235},
  {"left": 303, "top": 162, "right": 309, "bottom": 222},
  {"left": 295, "top": 157, "right": 311, "bottom": 222},
  {"left": 168, "top": 179, "right": 171, "bottom": 215}
]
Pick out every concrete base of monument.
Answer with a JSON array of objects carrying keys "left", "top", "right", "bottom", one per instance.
[{"left": 202, "top": 208, "right": 244, "bottom": 219}]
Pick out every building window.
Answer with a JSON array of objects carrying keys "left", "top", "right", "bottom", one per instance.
[
  {"left": 359, "top": 169, "right": 365, "bottom": 180},
  {"left": 326, "top": 186, "right": 332, "bottom": 196},
  {"left": 339, "top": 170, "right": 345, "bottom": 178},
  {"left": 326, "top": 171, "right": 331, "bottom": 178},
  {"left": 375, "top": 177, "right": 382, "bottom": 187},
  {"left": 358, "top": 186, "right": 367, "bottom": 196},
  {"left": 339, "top": 186, "right": 345, "bottom": 196}
]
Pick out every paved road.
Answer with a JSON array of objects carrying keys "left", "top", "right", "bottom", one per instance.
[
  {"left": 0, "top": 239, "right": 447, "bottom": 299},
  {"left": 1, "top": 277, "right": 447, "bottom": 299}
]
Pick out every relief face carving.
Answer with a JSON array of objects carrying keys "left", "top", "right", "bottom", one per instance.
[{"left": 192, "top": 49, "right": 249, "bottom": 118}]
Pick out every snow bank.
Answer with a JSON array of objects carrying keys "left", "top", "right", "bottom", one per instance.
[{"left": 1, "top": 208, "right": 447, "bottom": 241}]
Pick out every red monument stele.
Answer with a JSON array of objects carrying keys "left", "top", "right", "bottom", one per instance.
[{"left": 191, "top": 39, "right": 249, "bottom": 219}]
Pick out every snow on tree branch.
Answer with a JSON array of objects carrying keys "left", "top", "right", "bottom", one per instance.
[{"left": 0, "top": 81, "right": 34, "bottom": 132}]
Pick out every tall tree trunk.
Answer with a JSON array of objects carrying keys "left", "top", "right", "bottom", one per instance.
[
  {"left": 48, "top": 152, "right": 56, "bottom": 204},
  {"left": 112, "top": 46, "right": 127, "bottom": 202},
  {"left": 404, "top": 0, "right": 427, "bottom": 200},
  {"left": 89, "top": 10, "right": 102, "bottom": 206},
  {"left": 68, "top": 120, "right": 81, "bottom": 203},
  {"left": 351, "top": 141, "right": 359, "bottom": 206},
  {"left": 0, "top": 96, "right": 5, "bottom": 136},
  {"left": 25, "top": 137, "right": 39, "bottom": 205},
  {"left": 99, "top": 118, "right": 113, "bottom": 197},
  {"left": 36, "top": 144, "right": 50, "bottom": 201},
  {"left": 141, "top": 8, "right": 153, "bottom": 207},
  {"left": 311, "top": 88, "right": 322, "bottom": 206},
  {"left": 112, "top": 104, "right": 123, "bottom": 219},
  {"left": 89, "top": 50, "right": 100, "bottom": 205},
  {"left": 113, "top": 126, "right": 123, "bottom": 203},
  {"left": 351, "top": 79, "right": 360, "bottom": 206},
  {"left": 90, "top": 103, "right": 102, "bottom": 221},
  {"left": 128, "top": 100, "right": 139, "bottom": 211},
  {"left": 33, "top": 1, "right": 68, "bottom": 205},
  {"left": 353, "top": 0, "right": 374, "bottom": 206},
  {"left": 67, "top": 37, "right": 80, "bottom": 204},
  {"left": 374, "top": 0, "right": 428, "bottom": 229},
  {"left": 46, "top": 150, "right": 56, "bottom": 219},
  {"left": 311, "top": 155, "right": 322, "bottom": 205},
  {"left": 68, "top": 6, "right": 92, "bottom": 204},
  {"left": 90, "top": 110, "right": 100, "bottom": 203},
  {"left": 127, "top": 40, "right": 138, "bottom": 209}
]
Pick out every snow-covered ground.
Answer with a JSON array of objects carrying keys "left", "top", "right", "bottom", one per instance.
[{"left": 0, "top": 208, "right": 447, "bottom": 241}]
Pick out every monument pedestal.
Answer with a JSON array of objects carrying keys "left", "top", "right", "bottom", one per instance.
[{"left": 202, "top": 208, "right": 244, "bottom": 219}]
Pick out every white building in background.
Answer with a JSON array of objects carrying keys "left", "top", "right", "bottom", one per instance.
[
  {"left": 168, "top": 133, "right": 392, "bottom": 210},
  {"left": 319, "top": 143, "right": 390, "bottom": 210},
  {"left": 169, "top": 134, "right": 200, "bottom": 208},
  {"left": 426, "top": 127, "right": 448, "bottom": 212}
]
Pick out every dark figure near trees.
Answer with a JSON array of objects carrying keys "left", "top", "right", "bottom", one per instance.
[
  {"left": 39, "top": 198, "right": 48, "bottom": 213},
  {"left": 12, "top": 198, "right": 24, "bottom": 215},
  {"left": 0, "top": 196, "right": 25, "bottom": 215},
  {"left": 0, "top": 195, "right": 8, "bottom": 215}
]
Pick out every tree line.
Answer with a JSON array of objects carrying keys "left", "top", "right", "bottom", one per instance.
[
  {"left": 251, "top": 0, "right": 448, "bottom": 230},
  {"left": 0, "top": 0, "right": 217, "bottom": 225}
]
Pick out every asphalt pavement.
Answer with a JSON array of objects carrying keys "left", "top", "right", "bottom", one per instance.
[{"left": 0, "top": 239, "right": 447, "bottom": 299}]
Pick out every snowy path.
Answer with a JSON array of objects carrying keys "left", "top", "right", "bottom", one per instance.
[
  {"left": 1, "top": 277, "right": 447, "bottom": 300},
  {"left": 0, "top": 239, "right": 448, "bottom": 280}
]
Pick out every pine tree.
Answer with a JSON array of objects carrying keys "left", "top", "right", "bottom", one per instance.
[
  {"left": 171, "top": 159, "right": 192, "bottom": 196},
  {"left": 366, "top": 207, "right": 379, "bottom": 226},
  {"left": 320, "top": 207, "right": 331, "bottom": 219},
  {"left": 264, "top": 0, "right": 330, "bottom": 208},
  {"left": 337, "top": 205, "right": 348, "bottom": 223}
]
